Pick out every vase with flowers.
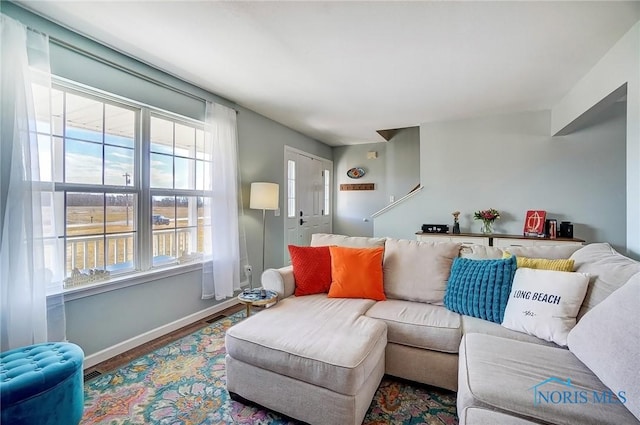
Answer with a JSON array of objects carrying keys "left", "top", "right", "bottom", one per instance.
[{"left": 473, "top": 208, "right": 500, "bottom": 234}]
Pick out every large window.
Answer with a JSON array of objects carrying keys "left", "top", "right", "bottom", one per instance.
[
  {"left": 149, "top": 113, "right": 210, "bottom": 267},
  {"left": 34, "top": 82, "right": 209, "bottom": 289}
]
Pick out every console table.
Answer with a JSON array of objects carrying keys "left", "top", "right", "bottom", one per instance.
[{"left": 416, "top": 232, "right": 585, "bottom": 248}]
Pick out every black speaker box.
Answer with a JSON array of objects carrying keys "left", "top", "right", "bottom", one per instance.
[
  {"left": 559, "top": 221, "right": 573, "bottom": 238},
  {"left": 422, "top": 224, "right": 449, "bottom": 233}
]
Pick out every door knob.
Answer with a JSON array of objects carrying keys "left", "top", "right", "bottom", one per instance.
[{"left": 300, "top": 218, "right": 306, "bottom": 225}]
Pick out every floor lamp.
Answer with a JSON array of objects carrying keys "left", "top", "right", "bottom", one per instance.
[{"left": 250, "top": 182, "right": 279, "bottom": 290}]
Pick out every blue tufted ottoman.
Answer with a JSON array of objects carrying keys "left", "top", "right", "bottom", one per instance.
[{"left": 1, "top": 342, "right": 84, "bottom": 425}]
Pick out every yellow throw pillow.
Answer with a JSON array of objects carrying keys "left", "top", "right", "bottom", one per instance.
[{"left": 503, "top": 252, "right": 574, "bottom": 272}]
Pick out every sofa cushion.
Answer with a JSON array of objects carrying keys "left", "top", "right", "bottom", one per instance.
[
  {"left": 444, "top": 255, "right": 517, "bottom": 323},
  {"left": 365, "top": 300, "right": 461, "bottom": 353},
  {"left": 288, "top": 245, "right": 332, "bottom": 296},
  {"left": 570, "top": 243, "right": 640, "bottom": 319},
  {"left": 458, "top": 333, "right": 638, "bottom": 425},
  {"left": 459, "top": 244, "right": 503, "bottom": 260},
  {"left": 505, "top": 244, "right": 582, "bottom": 259},
  {"left": 568, "top": 272, "right": 640, "bottom": 421},
  {"left": 461, "top": 315, "right": 559, "bottom": 348},
  {"left": 226, "top": 294, "right": 386, "bottom": 396},
  {"left": 501, "top": 268, "right": 589, "bottom": 346},
  {"left": 311, "top": 233, "right": 386, "bottom": 248},
  {"left": 383, "top": 238, "right": 460, "bottom": 304},
  {"left": 328, "top": 246, "right": 386, "bottom": 301}
]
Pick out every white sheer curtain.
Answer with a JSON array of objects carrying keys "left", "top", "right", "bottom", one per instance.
[
  {"left": 0, "top": 15, "right": 65, "bottom": 351},
  {"left": 202, "top": 101, "right": 248, "bottom": 300}
]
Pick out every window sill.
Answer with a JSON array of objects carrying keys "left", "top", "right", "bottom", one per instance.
[{"left": 62, "top": 262, "right": 203, "bottom": 301}]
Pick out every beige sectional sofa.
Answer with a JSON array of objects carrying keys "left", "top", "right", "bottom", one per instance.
[{"left": 225, "top": 234, "right": 640, "bottom": 425}]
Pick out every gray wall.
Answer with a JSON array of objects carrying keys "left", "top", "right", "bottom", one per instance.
[
  {"left": 237, "top": 108, "right": 332, "bottom": 275},
  {"left": 550, "top": 22, "right": 639, "bottom": 259},
  {"left": 386, "top": 127, "right": 420, "bottom": 201},
  {"left": 3, "top": 2, "right": 217, "bottom": 120},
  {"left": 333, "top": 143, "right": 387, "bottom": 236},
  {"left": 332, "top": 128, "right": 420, "bottom": 237},
  {"left": 3, "top": 3, "right": 331, "bottom": 357},
  {"left": 65, "top": 270, "right": 210, "bottom": 355},
  {"left": 375, "top": 106, "right": 627, "bottom": 253}
]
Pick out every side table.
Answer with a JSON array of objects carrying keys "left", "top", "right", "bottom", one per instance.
[{"left": 237, "top": 289, "right": 278, "bottom": 317}]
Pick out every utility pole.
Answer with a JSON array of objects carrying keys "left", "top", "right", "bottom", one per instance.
[{"left": 123, "top": 173, "right": 131, "bottom": 226}]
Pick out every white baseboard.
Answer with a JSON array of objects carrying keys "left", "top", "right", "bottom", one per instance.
[{"left": 84, "top": 298, "right": 239, "bottom": 369}]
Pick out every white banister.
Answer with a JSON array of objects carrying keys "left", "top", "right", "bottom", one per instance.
[{"left": 371, "top": 185, "right": 424, "bottom": 218}]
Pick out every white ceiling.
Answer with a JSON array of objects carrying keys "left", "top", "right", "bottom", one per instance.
[{"left": 17, "top": 1, "right": 640, "bottom": 146}]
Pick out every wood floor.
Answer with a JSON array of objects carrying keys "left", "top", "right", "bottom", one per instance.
[{"left": 83, "top": 303, "right": 245, "bottom": 380}]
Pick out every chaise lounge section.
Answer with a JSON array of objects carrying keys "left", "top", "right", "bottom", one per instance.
[
  {"left": 226, "top": 295, "right": 386, "bottom": 425},
  {"left": 225, "top": 234, "right": 640, "bottom": 425}
]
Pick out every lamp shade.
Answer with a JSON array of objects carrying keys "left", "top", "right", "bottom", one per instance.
[{"left": 250, "top": 182, "right": 279, "bottom": 210}]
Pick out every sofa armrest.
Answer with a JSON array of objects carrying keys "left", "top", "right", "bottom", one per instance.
[{"left": 261, "top": 265, "right": 295, "bottom": 299}]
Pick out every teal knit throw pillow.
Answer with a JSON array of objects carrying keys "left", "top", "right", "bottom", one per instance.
[{"left": 444, "top": 255, "right": 517, "bottom": 323}]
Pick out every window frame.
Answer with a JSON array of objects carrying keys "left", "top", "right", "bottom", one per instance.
[
  {"left": 43, "top": 78, "right": 209, "bottom": 297},
  {"left": 50, "top": 83, "right": 141, "bottom": 281}
]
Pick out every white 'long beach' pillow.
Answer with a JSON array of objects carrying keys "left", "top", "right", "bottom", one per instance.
[{"left": 501, "top": 268, "right": 589, "bottom": 346}]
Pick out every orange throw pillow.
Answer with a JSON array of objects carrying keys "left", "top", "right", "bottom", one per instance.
[
  {"left": 288, "top": 245, "right": 332, "bottom": 296},
  {"left": 328, "top": 246, "right": 386, "bottom": 301}
]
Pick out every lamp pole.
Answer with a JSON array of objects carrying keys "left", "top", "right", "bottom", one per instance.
[
  {"left": 261, "top": 207, "right": 267, "bottom": 286},
  {"left": 249, "top": 182, "right": 279, "bottom": 291}
]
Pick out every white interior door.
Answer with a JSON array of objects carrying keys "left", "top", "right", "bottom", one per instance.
[{"left": 284, "top": 147, "right": 332, "bottom": 263}]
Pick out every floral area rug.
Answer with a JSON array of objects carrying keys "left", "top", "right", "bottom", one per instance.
[{"left": 82, "top": 311, "right": 458, "bottom": 425}]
